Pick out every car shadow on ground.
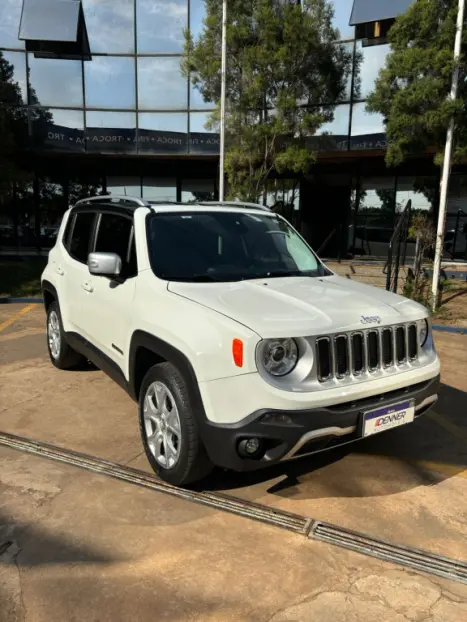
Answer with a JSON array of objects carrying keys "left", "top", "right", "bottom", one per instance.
[{"left": 198, "top": 383, "right": 467, "bottom": 500}]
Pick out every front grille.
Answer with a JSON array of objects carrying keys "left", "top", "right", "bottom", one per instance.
[{"left": 316, "top": 323, "right": 418, "bottom": 383}]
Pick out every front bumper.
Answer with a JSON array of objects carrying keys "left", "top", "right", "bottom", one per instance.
[{"left": 200, "top": 374, "right": 440, "bottom": 471}]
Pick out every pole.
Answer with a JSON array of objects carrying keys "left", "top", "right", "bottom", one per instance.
[
  {"left": 432, "top": 0, "right": 465, "bottom": 310},
  {"left": 219, "top": 0, "right": 227, "bottom": 201}
]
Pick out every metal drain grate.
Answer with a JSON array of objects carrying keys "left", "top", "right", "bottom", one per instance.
[
  {"left": 0, "top": 431, "right": 309, "bottom": 534},
  {"left": 310, "top": 520, "right": 467, "bottom": 584}
]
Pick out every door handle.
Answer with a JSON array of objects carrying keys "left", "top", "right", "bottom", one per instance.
[
  {"left": 55, "top": 266, "right": 64, "bottom": 276},
  {"left": 81, "top": 281, "right": 94, "bottom": 293}
]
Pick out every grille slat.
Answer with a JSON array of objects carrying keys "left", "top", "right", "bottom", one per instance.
[
  {"left": 367, "top": 331, "right": 379, "bottom": 370},
  {"left": 316, "top": 323, "right": 419, "bottom": 383},
  {"left": 335, "top": 336, "right": 349, "bottom": 377},
  {"left": 352, "top": 333, "right": 364, "bottom": 374},
  {"left": 382, "top": 328, "right": 393, "bottom": 367},
  {"left": 317, "top": 338, "right": 332, "bottom": 381},
  {"left": 408, "top": 324, "right": 417, "bottom": 359},
  {"left": 396, "top": 326, "right": 406, "bottom": 363}
]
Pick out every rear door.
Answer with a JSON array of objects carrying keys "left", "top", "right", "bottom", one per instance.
[
  {"left": 59, "top": 209, "right": 98, "bottom": 338},
  {"left": 83, "top": 210, "right": 137, "bottom": 366}
]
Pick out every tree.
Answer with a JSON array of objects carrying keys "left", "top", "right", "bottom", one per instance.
[
  {"left": 0, "top": 52, "right": 29, "bottom": 200},
  {"left": 183, "top": 0, "right": 353, "bottom": 201},
  {"left": 366, "top": 0, "right": 467, "bottom": 167}
]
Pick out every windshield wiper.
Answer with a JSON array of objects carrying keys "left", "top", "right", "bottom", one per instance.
[
  {"left": 167, "top": 274, "right": 223, "bottom": 282},
  {"left": 242, "top": 270, "right": 306, "bottom": 280}
]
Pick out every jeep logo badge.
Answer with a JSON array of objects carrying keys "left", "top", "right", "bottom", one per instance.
[{"left": 360, "top": 315, "right": 382, "bottom": 325}]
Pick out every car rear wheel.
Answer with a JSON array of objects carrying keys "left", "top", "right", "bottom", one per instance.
[
  {"left": 46, "top": 301, "right": 85, "bottom": 370},
  {"left": 139, "top": 362, "right": 212, "bottom": 486}
]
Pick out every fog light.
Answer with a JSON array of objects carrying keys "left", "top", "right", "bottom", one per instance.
[{"left": 237, "top": 437, "right": 262, "bottom": 458}]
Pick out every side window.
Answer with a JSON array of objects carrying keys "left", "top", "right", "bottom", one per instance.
[
  {"left": 94, "top": 213, "right": 137, "bottom": 278},
  {"left": 69, "top": 212, "right": 96, "bottom": 263},
  {"left": 62, "top": 213, "right": 74, "bottom": 250}
]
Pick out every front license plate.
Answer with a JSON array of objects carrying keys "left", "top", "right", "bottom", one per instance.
[{"left": 363, "top": 400, "right": 415, "bottom": 437}]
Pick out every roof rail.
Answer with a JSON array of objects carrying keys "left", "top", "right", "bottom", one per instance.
[
  {"left": 197, "top": 200, "right": 271, "bottom": 212},
  {"left": 74, "top": 195, "right": 150, "bottom": 208}
]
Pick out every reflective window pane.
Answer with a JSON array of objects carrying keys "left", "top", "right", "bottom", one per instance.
[
  {"left": 137, "top": 0, "right": 187, "bottom": 53},
  {"left": 316, "top": 105, "right": 350, "bottom": 136},
  {"left": 354, "top": 42, "right": 390, "bottom": 100},
  {"left": 107, "top": 177, "right": 141, "bottom": 197},
  {"left": 86, "top": 111, "right": 136, "bottom": 154},
  {"left": 328, "top": 0, "right": 355, "bottom": 40},
  {"left": 28, "top": 55, "right": 83, "bottom": 107},
  {"left": 189, "top": 0, "right": 207, "bottom": 40},
  {"left": 137, "top": 57, "right": 187, "bottom": 110},
  {"left": 142, "top": 178, "right": 177, "bottom": 202},
  {"left": 190, "top": 83, "right": 214, "bottom": 110},
  {"left": 139, "top": 112, "right": 187, "bottom": 132},
  {"left": 138, "top": 112, "right": 187, "bottom": 154},
  {"left": 0, "top": 0, "right": 24, "bottom": 49},
  {"left": 350, "top": 103, "right": 386, "bottom": 150},
  {"left": 313, "top": 105, "right": 350, "bottom": 152},
  {"left": 181, "top": 179, "right": 216, "bottom": 202},
  {"left": 68, "top": 176, "right": 105, "bottom": 204},
  {"left": 396, "top": 177, "right": 436, "bottom": 214},
  {"left": 190, "top": 111, "right": 219, "bottom": 154},
  {"left": 85, "top": 56, "right": 135, "bottom": 109},
  {"left": 1, "top": 52, "right": 27, "bottom": 104},
  {"left": 82, "top": 0, "right": 135, "bottom": 54},
  {"left": 19, "top": 0, "right": 80, "bottom": 42},
  {"left": 351, "top": 177, "right": 395, "bottom": 257},
  {"left": 31, "top": 108, "right": 85, "bottom": 153},
  {"left": 38, "top": 178, "right": 67, "bottom": 249}
]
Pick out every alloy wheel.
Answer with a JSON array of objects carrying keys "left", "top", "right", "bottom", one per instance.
[
  {"left": 143, "top": 381, "right": 182, "bottom": 469},
  {"left": 47, "top": 310, "right": 61, "bottom": 360}
]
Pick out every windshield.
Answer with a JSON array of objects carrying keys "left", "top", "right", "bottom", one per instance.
[{"left": 147, "top": 211, "right": 328, "bottom": 282}]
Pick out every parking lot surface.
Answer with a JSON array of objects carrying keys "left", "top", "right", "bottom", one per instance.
[{"left": 2, "top": 304, "right": 467, "bottom": 621}]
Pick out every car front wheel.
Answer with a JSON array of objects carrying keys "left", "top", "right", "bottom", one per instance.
[{"left": 139, "top": 362, "right": 212, "bottom": 486}]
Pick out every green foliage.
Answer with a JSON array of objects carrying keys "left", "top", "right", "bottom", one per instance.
[
  {"left": 183, "top": 0, "right": 353, "bottom": 201},
  {"left": 367, "top": 0, "right": 467, "bottom": 167},
  {"left": 0, "top": 52, "right": 29, "bottom": 199}
]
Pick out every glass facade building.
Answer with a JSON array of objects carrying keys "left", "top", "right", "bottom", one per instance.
[{"left": 0, "top": 0, "right": 466, "bottom": 260}]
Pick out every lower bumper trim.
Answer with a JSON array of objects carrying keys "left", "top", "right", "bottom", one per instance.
[
  {"left": 283, "top": 392, "right": 438, "bottom": 461},
  {"left": 200, "top": 374, "right": 441, "bottom": 472}
]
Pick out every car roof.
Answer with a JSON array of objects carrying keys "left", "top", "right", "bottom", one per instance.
[{"left": 72, "top": 195, "right": 274, "bottom": 215}]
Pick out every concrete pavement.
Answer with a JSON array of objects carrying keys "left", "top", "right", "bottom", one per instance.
[{"left": 1, "top": 304, "right": 467, "bottom": 620}]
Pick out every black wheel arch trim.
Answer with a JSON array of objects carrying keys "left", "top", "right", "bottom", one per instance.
[
  {"left": 41, "top": 280, "right": 59, "bottom": 308},
  {"left": 129, "top": 330, "right": 207, "bottom": 419}
]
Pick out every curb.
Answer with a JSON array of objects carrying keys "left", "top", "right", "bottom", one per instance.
[
  {"left": 432, "top": 324, "right": 467, "bottom": 335},
  {"left": 0, "top": 298, "right": 44, "bottom": 304}
]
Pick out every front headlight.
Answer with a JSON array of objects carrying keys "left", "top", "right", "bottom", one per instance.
[
  {"left": 419, "top": 319, "right": 429, "bottom": 347},
  {"left": 260, "top": 338, "right": 298, "bottom": 376}
]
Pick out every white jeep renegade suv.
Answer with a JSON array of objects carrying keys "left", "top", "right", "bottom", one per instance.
[{"left": 41, "top": 195, "right": 440, "bottom": 486}]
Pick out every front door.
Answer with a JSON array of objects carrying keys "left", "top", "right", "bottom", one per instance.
[{"left": 83, "top": 211, "right": 137, "bottom": 369}]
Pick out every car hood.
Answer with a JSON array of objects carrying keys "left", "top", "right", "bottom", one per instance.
[{"left": 167, "top": 275, "right": 426, "bottom": 338}]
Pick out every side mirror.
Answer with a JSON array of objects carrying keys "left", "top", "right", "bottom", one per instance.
[{"left": 87, "top": 252, "right": 122, "bottom": 277}]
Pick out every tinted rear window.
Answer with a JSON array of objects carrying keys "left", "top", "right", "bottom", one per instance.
[{"left": 69, "top": 212, "right": 95, "bottom": 263}]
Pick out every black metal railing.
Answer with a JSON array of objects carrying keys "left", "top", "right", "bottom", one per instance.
[
  {"left": 449, "top": 209, "right": 467, "bottom": 260},
  {"left": 385, "top": 200, "right": 412, "bottom": 293}
]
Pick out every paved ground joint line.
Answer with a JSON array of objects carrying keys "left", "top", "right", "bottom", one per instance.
[
  {"left": 0, "top": 304, "right": 38, "bottom": 333},
  {"left": 2, "top": 430, "right": 467, "bottom": 586}
]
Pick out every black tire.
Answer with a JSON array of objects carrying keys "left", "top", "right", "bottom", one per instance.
[
  {"left": 46, "top": 301, "right": 85, "bottom": 370},
  {"left": 138, "top": 362, "right": 212, "bottom": 486}
]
